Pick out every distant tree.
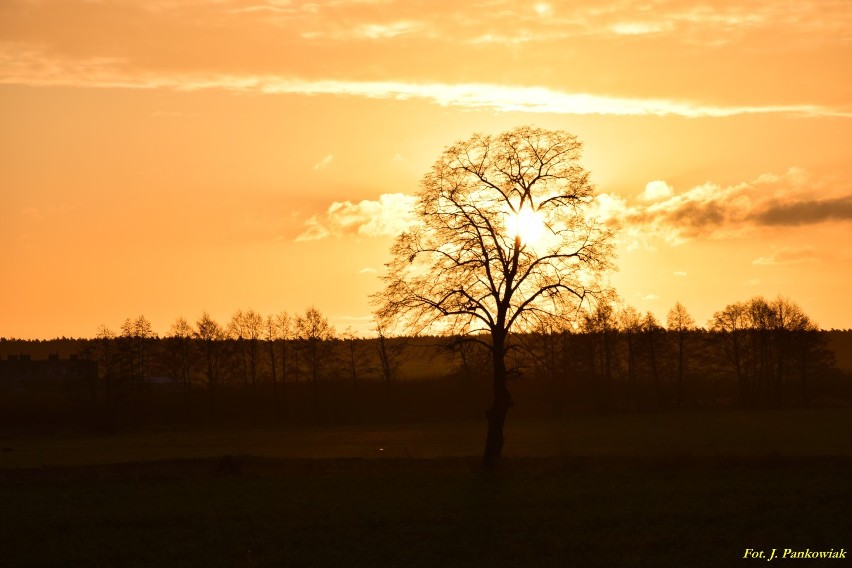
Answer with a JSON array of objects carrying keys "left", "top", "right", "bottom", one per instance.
[
  {"left": 195, "top": 311, "right": 224, "bottom": 392},
  {"left": 95, "top": 324, "right": 116, "bottom": 384},
  {"left": 710, "top": 301, "right": 749, "bottom": 402},
  {"left": 340, "top": 327, "right": 369, "bottom": 385},
  {"left": 295, "top": 307, "right": 335, "bottom": 420},
  {"left": 167, "top": 317, "right": 194, "bottom": 403},
  {"left": 618, "top": 304, "right": 643, "bottom": 410},
  {"left": 119, "top": 315, "right": 154, "bottom": 385},
  {"left": 710, "top": 296, "right": 830, "bottom": 405},
  {"left": 639, "top": 312, "right": 666, "bottom": 409},
  {"left": 375, "top": 324, "right": 408, "bottom": 421},
  {"left": 264, "top": 314, "right": 279, "bottom": 389},
  {"left": 275, "top": 311, "right": 292, "bottom": 387},
  {"left": 95, "top": 325, "right": 116, "bottom": 419},
  {"left": 374, "top": 126, "right": 614, "bottom": 463},
  {"left": 228, "top": 309, "right": 264, "bottom": 393},
  {"left": 667, "top": 302, "right": 695, "bottom": 407},
  {"left": 582, "top": 300, "right": 619, "bottom": 411}
]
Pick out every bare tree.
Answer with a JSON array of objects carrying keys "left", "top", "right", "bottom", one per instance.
[
  {"left": 640, "top": 312, "right": 665, "bottom": 409},
  {"left": 341, "top": 326, "right": 369, "bottom": 385},
  {"left": 228, "top": 309, "right": 264, "bottom": 393},
  {"left": 667, "top": 302, "right": 695, "bottom": 407},
  {"left": 195, "top": 311, "right": 224, "bottom": 393},
  {"left": 375, "top": 324, "right": 408, "bottom": 421},
  {"left": 619, "top": 304, "right": 643, "bottom": 410},
  {"left": 276, "top": 311, "right": 292, "bottom": 389},
  {"left": 295, "top": 307, "right": 335, "bottom": 421},
  {"left": 167, "top": 317, "right": 194, "bottom": 403},
  {"left": 374, "top": 126, "right": 614, "bottom": 463},
  {"left": 119, "top": 315, "right": 154, "bottom": 385},
  {"left": 264, "top": 314, "right": 279, "bottom": 390},
  {"left": 711, "top": 296, "right": 829, "bottom": 405},
  {"left": 95, "top": 324, "right": 116, "bottom": 426},
  {"left": 582, "top": 300, "right": 619, "bottom": 411}
]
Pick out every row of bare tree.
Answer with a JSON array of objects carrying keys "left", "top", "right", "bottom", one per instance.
[
  {"left": 511, "top": 296, "right": 837, "bottom": 412},
  {"left": 83, "top": 307, "right": 407, "bottom": 424},
  {"left": 82, "top": 296, "right": 837, "bottom": 411},
  {"left": 0, "top": 296, "right": 842, "bottom": 433}
]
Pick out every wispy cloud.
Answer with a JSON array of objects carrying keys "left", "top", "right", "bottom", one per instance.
[
  {"left": 2, "top": 47, "right": 849, "bottom": 119},
  {"left": 610, "top": 21, "right": 674, "bottom": 36},
  {"left": 296, "top": 193, "right": 417, "bottom": 241},
  {"left": 302, "top": 20, "right": 429, "bottom": 40},
  {"left": 254, "top": 81, "right": 851, "bottom": 118},
  {"left": 313, "top": 154, "right": 334, "bottom": 170},
  {"left": 753, "top": 247, "right": 819, "bottom": 266}
]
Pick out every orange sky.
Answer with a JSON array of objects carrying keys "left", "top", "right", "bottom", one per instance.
[{"left": 2, "top": 0, "right": 851, "bottom": 338}]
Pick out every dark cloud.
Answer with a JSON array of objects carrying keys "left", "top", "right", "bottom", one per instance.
[{"left": 752, "top": 196, "right": 852, "bottom": 226}]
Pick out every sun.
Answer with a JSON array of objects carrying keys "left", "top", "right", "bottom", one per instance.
[{"left": 505, "top": 206, "right": 545, "bottom": 245}]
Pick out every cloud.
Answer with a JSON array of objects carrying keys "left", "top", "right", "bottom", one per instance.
[
  {"left": 611, "top": 21, "right": 674, "bottom": 36},
  {"left": 1, "top": 46, "right": 849, "bottom": 119},
  {"left": 358, "top": 266, "right": 378, "bottom": 274},
  {"left": 751, "top": 196, "right": 852, "bottom": 226},
  {"left": 303, "top": 20, "right": 429, "bottom": 41},
  {"left": 296, "top": 167, "right": 852, "bottom": 250},
  {"left": 296, "top": 192, "right": 417, "bottom": 241},
  {"left": 298, "top": 169, "right": 851, "bottom": 246},
  {"left": 753, "top": 247, "right": 819, "bottom": 266},
  {"left": 313, "top": 154, "right": 334, "bottom": 170},
  {"left": 533, "top": 3, "right": 553, "bottom": 18},
  {"left": 673, "top": 271, "right": 688, "bottom": 277},
  {"left": 597, "top": 169, "right": 852, "bottom": 246},
  {"left": 639, "top": 180, "right": 674, "bottom": 201}
]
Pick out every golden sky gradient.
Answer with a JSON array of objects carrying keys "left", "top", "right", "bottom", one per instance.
[{"left": 2, "top": 0, "right": 851, "bottom": 338}]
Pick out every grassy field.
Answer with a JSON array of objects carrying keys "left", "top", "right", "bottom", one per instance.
[{"left": 1, "top": 409, "right": 850, "bottom": 567}]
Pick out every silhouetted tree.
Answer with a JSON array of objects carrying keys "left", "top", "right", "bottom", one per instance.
[
  {"left": 195, "top": 311, "right": 224, "bottom": 393},
  {"left": 375, "top": 324, "right": 408, "bottom": 421},
  {"left": 295, "top": 307, "right": 335, "bottom": 420},
  {"left": 264, "top": 314, "right": 279, "bottom": 390},
  {"left": 340, "top": 327, "right": 369, "bottom": 385},
  {"left": 166, "top": 317, "right": 194, "bottom": 404},
  {"left": 95, "top": 324, "right": 116, "bottom": 396},
  {"left": 582, "top": 300, "right": 619, "bottom": 411},
  {"left": 639, "top": 312, "right": 666, "bottom": 409},
  {"left": 667, "top": 302, "right": 695, "bottom": 407},
  {"left": 228, "top": 309, "right": 263, "bottom": 393},
  {"left": 275, "top": 311, "right": 292, "bottom": 399},
  {"left": 710, "top": 296, "right": 832, "bottom": 406},
  {"left": 119, "top": 315, "right": 154, "bottom": 386},
  {"left": 374, "top": 126, "right": 614, "bottom": 463}
]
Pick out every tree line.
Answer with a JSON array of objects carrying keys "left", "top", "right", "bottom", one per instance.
[
  {"left": 0, "top": 296, "right": 846, "bottom": 434},
  {"left": 518, "top": 296, "right": 840, "bottom": 415}
]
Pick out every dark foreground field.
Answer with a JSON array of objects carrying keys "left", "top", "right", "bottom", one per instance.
[{"left": 1, "top": 410, "right": 850, "bottom": 567}]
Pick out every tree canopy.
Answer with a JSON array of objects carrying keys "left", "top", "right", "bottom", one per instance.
[{"left": 376, "top": 126, "right": 614, "bottom": 339}]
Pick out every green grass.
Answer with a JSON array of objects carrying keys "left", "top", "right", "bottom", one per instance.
[{"left": 1, "top": 409, "right": 850, "bottom": 567}]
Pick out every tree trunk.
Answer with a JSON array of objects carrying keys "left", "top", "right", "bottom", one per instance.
[{"left": 483, "top": 336, "right": 512, "bottom": 465}]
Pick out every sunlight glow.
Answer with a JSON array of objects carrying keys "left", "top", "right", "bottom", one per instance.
[{"left": 505, "top": 207, "right": 545, "bottom": 245}]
